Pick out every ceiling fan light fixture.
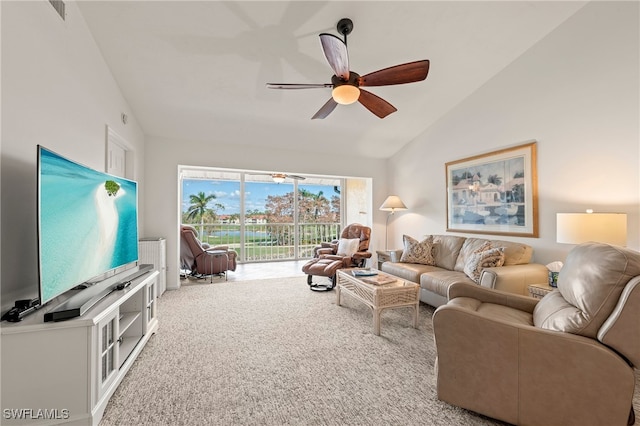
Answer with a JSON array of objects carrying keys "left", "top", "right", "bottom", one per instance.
[
  {"left": 332, "top": 84, "right": 360, "bottom": 105},
  {"left": 272, "top": 174, "right": 286, "bottom": 183}
]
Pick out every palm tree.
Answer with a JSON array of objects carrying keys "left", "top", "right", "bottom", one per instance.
[
  {"left": 487, "top": 174, "right": 503, "bottom": 186},
  {"left": 299, "top": 189, "right": 327, "bottom": 221},
  {"left": 186, "top": 191, "right": 218, "bottom": 237}
]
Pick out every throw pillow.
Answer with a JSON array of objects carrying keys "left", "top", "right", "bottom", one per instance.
[
  {"left": 463, "top": 242, "right": 505, "bottom": 283},
  {"left": 336, "top": 238, "right": 360, "bottom": 257},
  {"left": 400, "top": 235, "right": 436, "bottom": 265}
]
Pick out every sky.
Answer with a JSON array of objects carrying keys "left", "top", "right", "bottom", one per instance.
[{"left": 182, "top": 179, "right": 339, "bottom": 215}]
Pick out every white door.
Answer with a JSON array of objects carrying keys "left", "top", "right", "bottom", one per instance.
[{"left": 107, "top": 140, "right": 126, "bottom": 177}]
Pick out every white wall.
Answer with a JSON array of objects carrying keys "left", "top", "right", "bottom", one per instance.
[
  {"left": 387, "top": 1, "right": 639, "bottom": 265},
  {"left": 1, "top": 2, "right": 145, "bottom": 311},
  {"left": 143, "top": 135, "right": 386, "bottom": 290}
]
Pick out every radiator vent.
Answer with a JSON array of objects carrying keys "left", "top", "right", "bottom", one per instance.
[{"left": 48, "top": 0, "right": 66, "bottom": 21}]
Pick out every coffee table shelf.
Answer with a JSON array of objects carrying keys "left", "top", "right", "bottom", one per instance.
[{"left": 336, "top": 269, "right": 420, "bottom": 336}]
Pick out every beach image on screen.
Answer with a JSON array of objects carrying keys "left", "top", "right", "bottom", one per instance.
[{"left": 38, "top": 147, "right": 138, "bottom": 303}]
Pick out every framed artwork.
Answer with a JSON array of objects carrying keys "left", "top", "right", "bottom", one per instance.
[{"left": 445, "top": 141, "right": 538, "bottom": 237}]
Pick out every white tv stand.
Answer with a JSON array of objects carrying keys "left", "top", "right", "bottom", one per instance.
[{"left": 1, "top": 269, "right": 159, "bottom": 425}]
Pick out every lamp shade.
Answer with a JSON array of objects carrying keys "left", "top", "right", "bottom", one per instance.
[
  {"left": 557, "top": 212, "right": 627, "bottom": 246},
  {"left": 379, "top": 195, "right": 408, "bottom": 212},
  {"left": 332, "top": 85, "right": 360, "bottom": 105}
]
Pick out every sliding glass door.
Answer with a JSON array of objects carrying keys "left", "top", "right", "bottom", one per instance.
[{"left": 181, "top": 169, "right": 342, "bottom": 263}]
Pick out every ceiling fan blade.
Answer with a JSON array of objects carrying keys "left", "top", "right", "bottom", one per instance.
[
  {"left": 358, "top": 89, "right": 397, "bottom": 119},
  {"left": 311, "top": 98, "right": 338, "bottom": 119},
  {"left": 319, "top": 33, "right": 349, "bottom": 80},
  {"left": 266, "top": 83, "right": 333, "bottom": 90},
  {"left": 286, "top": 175, "right": 306, "bottom": 180},
  {"left": 359, "top": 60, "right": 430, "bottom": 87}
]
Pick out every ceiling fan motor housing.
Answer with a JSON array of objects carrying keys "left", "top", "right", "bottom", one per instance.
[{"left": 331, "top": 72, "right": 360, "bottom": 87}]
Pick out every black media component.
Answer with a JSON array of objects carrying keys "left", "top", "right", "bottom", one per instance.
[{"left": 1, "top": 298, "right": 41, "bottom": 322}]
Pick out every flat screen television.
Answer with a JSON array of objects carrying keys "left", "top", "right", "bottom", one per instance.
[{"left": 37, "top": 145, "right": 139, "bottom": 307}]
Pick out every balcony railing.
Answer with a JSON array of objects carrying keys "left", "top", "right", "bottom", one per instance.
[{"left": 187, "top": 222, "right": 342, "bottom": 263}]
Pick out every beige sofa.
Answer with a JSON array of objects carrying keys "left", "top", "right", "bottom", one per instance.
[{"left": 381, "top": 234, "right": 548, "bottom": 307}]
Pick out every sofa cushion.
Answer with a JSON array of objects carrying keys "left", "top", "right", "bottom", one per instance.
[
  {"left": 432, "top": 235, "right": 466, "bottom": 271},
  {"left": 533, "top": 242, "right": 640, "bottom": 338},
  {"left": 454, "top": 238, "right": 530, "bottom": 272},
  {"left": 381, "top": 262, "right": 440, "bottom": 284},
  {"left": 463, "top": 242, "right": 505, "bottom": 283},
  {"left": 400, "top": 235, "right": 435, "bottom": 265},
  {"left": 494, "top": 239, "right": 533, "bottom": 266},
  {"left": 421, "top": 270, "right": 476, "bottom": 298}
]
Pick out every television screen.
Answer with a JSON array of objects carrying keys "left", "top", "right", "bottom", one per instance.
[{"left": 37, "top": 146, "right": 139, "bottom": 305}]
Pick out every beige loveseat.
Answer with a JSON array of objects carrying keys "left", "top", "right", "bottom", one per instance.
[{"left": 381, "top": 234, "right": 548, "bottom": 307}]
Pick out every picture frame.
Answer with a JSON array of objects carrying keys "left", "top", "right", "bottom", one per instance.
[{"left": 445, "top": 141, "right": 538, "bottom": 237}]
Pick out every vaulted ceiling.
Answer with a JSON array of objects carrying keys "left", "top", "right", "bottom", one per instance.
[{"left": 78, "top": 1, "right": 586, "bottom": 159}]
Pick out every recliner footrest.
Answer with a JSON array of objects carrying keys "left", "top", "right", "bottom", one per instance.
[
  {"left": 302, "top": 258, "right": 344, "bottom": 291},
  {"left": 302, "top": 258, "right": 343, "bottom": 277}
]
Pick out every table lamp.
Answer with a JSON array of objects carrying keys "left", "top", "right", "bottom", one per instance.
[
  {"left": 556, "top": 210, "right": 627, "bottom": 246},
  {"left": 379, "top": 195, "right": 408, "bottom": 250},
  {"left": 552, "top": 210, "right": 627, "bottom": 288}
]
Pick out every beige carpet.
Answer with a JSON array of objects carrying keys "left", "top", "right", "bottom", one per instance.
[{"left": 100, "top": 276, "right": 639, "bottom": 426}]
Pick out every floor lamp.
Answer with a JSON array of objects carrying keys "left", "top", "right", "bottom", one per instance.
[{"left": 379, "top": 195, "right": 408, "bottom": 250}]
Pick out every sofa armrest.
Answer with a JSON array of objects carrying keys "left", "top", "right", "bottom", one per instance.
[
  {"left": 447, "top": 282, "right": 539, "bottom": 314},
  {"left": 479, "top": 263, "right": 549, "bottom": 296},
  {"left": 389, "top": 249, "right": 404, "bottom": 263}
]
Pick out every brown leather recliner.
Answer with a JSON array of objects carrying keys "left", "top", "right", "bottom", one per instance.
[
  {"left": 180, "top": 225, "right": 237, "bottom": 279},
  {"left": 302, "top": 223, "right": 372, "bottom": 291},
  {"left": 433, "top": 242, "right": 640, "bottom": 426}
]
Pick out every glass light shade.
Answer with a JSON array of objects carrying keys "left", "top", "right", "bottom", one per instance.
[
  {"left": 379, "top": 195, "right": 408, "bottom": 212},
  {"left": 557, "top": 212, "right": 627, "bottom": 246},
  {"left": 332, "top": 85, "right": 360, "bottom": 105},
  {"left": 271, "top": 174, "right": 286, "bottom": 184}
]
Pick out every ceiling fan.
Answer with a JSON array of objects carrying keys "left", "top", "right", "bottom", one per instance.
[
  {"left": 266, "top": 18, "right": 430, "bottom": 119},
  {"left": 250, "top": 173, "right": 306, "bottom": 183}
]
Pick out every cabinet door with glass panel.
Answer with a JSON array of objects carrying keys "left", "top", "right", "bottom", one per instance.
[
  {"left": 96, "top": 310, "right": 119, "bottom": 398},
  {"left": 145, "top": 278, "right": 157, "bottom": 330}
]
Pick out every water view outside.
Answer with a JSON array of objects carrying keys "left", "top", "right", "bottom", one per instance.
[{"left": 182, "top": 178, "right": 341, "bottom": 262}]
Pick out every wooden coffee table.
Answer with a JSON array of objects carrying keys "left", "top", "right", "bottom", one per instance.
[{"left": 336, "top": 268, "right": 420, "bottom": 336}]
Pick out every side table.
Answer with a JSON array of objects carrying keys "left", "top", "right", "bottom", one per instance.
[
  {"left": 206, "top": 249, "right": 229, "bottom": 282},
  {"left": 528, "top": 283, "right": 554, "bottom": 299},
  {"left": 376, "top": 250, "right": 393, "bottom": 270}
]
